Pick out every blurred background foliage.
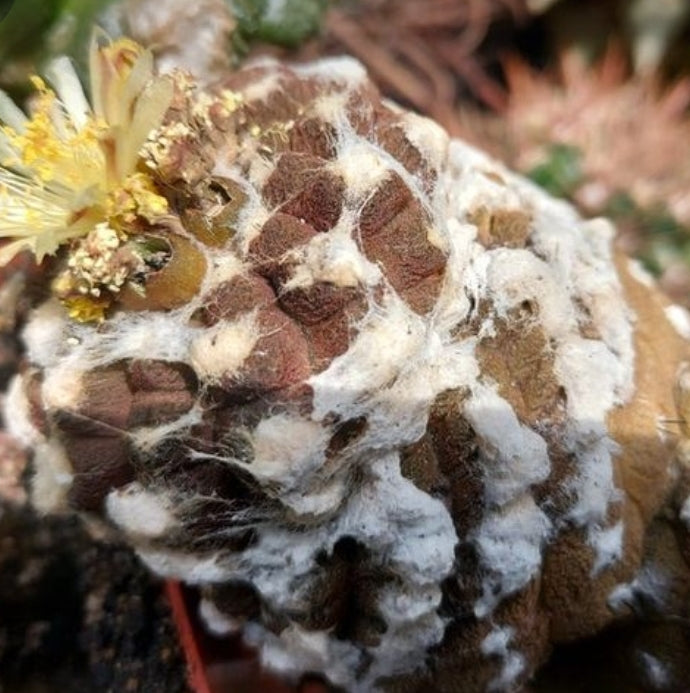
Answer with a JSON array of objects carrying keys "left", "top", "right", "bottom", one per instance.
[{"left": 1, "top": 0, "right": 689, "bottom": 304}]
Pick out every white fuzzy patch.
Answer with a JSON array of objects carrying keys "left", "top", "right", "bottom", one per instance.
[
  {"left": 189, "top": 313, "right": 259, "bottom": 383},
  {"left": 22, "top": 301, "right": 71, "bottom": 368},
  {"left": 236, "top": 64, "right": 282, "bottom": 103},
  {"left": 473, "top": 496, "right": 551, "bottom": 617},
  {"left": 5, "top": 376, "right": 75, "bottom": 513},
  {"left": 627, "top": 258, "right": 655, "bottom": 288},
  {"left": 589, "top": 521, "right": 625, "bottom": 575},
  {"left": 232, "top": 452, "right": 457, "bottom": 690},
  {"left": 106, "top": 482, "right": 176, "bottom": 538},
  {"left": 209, "top": 252, "right": 246, "bottom": 285},
  {"left": 566, "top": 434, "right": 621, "bottom": 528},
  {"left": 481, "top": 626, "right": 526, "bottom": 692},
  {"left": 608, "top": 563, "right": 670, "bottom": 613},
  {"left": 31, "top": 440, "right": 73, "bottom": 513},
  {"left": 311, "top": 91, "right": 356, "bottom": 133},
  {"left": 680, "top": 495, "right": 690, "bottom": 529},
  {"left": 249, "top": 414, "right": 331, "bottom": 516},
  {"left": 665, "top": 304, "right": 690, "bottom": 340},
  {"left": 4, "top": 376, "right": 41, "bottom": 448},
  {"left": 639, "top": 651, "right": 671, "bottom": 690},
  {"left": 41, "top": 365, "right": 84, "bottom": 412},
  {"left": 22, "top": 300, "right": 199, "bottom": 377},
  {"left": 294, "top": 56, "right": 368, "bottom": 87},
  {"left": 309, "top": 295, "right": 428, "bottom": 420},
  {"left": 137, "top": 548, "right": 229, "bottom": 583},
  {"left": 285, "top": 216, "right": 381, "bottom": 290},
  {"left": 199, "top": 598, "right": 242, "bottom": 636},
  {"left": 465, "top": 384, "right": 551, "bottom": 506},
  {"left": 335, "top": 142, "right": 393, "bottom": 202},
  {"left": 399, "top": 111, "right": 449, "bottom": 178},
  {"left": 129, "top": 405, "right": 203, "bottom": 452},
  {"left": 247, "top": 623, "right": 362, "bottom": 689}
]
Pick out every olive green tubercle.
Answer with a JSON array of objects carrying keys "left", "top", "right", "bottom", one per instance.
[
  {"left": 119, "top": 235, "right": 207, "bottom": 311},
  {"left": 182, "top": 177, "right": 248, "bottom": 248}
]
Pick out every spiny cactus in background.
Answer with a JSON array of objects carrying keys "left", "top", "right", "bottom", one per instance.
[{"left": 461, "top": 48, "right": 690, "bottom": 306}]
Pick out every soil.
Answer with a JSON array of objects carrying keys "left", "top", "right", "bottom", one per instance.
[{"left": 0, "top": 502, "right": 190, "bottom": 693}]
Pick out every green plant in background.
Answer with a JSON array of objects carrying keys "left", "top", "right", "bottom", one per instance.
[
  {"left": 0, "top": 0, "right": 120, "bottom": 92},
  {"left": 527, "top": 143, "right": 584, "bottom": 199},
  {"left": 527, "top": 147, "right": 690, "bottom": 281},
  {"left": 229, "top": 0, "right": 328, "bottom": 54},
  {"left": 605, "top": 192, "right": 690, "bottom": 278},
  {"left": 0, "top": 0, "right": 330, "bottom": 89}
]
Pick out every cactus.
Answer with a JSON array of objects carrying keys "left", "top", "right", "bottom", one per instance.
[{"left": 4, "top": 36, "right": 690, "bottom": 693}]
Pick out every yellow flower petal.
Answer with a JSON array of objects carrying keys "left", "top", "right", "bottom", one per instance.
[{"left": 0, "top": 33, "right": 173, "bottom": 269}]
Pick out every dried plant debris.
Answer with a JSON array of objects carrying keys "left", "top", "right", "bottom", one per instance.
[
  {"left": 3, "top": 35, "right": 690, "bottom": 693},
  {"left": 279, "top": 0, "right": 528, "bottom": 131}
]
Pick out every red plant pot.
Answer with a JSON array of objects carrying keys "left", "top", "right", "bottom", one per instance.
[{"left": 165, "top": 581, "right": 329, "bottom": 693}]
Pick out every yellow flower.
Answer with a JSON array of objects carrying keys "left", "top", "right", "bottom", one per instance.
[{"left": 0, "top": 32, "right": 174, "bottom": 266}]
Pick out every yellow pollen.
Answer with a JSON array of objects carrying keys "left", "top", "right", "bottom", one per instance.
[
  {"left": 106, "top": 173, "right": 168, "bottom": 226},
  {"left": 61, "top": 295, "right": 110, "bottom": 323},
  {"left": 2, "top": 81, "right": 105, "bottom": 189}
]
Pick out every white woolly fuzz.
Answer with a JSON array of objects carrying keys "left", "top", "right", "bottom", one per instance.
[
  {"left": 336, "top": 143, "right": 395, "bottom": 203},
  {"left": 309, "top": 295, "right": 429, "bottom": 421},
  {"left": 137, "top": 548, "right": 230, "bottom": 583},
  {"left": 399, "top": 111, "right": 449, "bottom": 179},
  {"left": 31, "top": 440, "right": 73, "bottom": 513},
  {"left": 608, "top": 563, "right": 671, "bottom": 613},
  {"left": 285, "top": 216, "right": 381, "bottom": 290},
  {"left": 199, "top": 598, "right": 243, "bottom": 636},
  {"left": 106, "top": 482, "right": 177, "bottom": 539},
  {"left": 481, "top": 626, "right": 526, "bottom": 692},
  {"left": 247, "top": 623, "right": 363, "bottom": 689},
  {"left": 294, "top": 56, "right": 368, "bottom": 87},
  {"left": 589, "top": 521, "right": 625, "bottom": 576},
  {"left": 627, "top": 258, "right": 656, "bottom": 288},
  {"left": 665, "top": 304, "right": 690, "bottom": 340},
  {"left": 566, "top": 433, "right": 621, "bottom": 528},
  {"left": 464, "top": 384, "right": 551, "bottom": 506},
  {"left": 22, "top": 300, "right": 74, "bottom": 368},
  {"left": 4, "top": 376, "right": 75, "bottom": 514},
  {"left": 129, "top": 405, "right": 203, "bottom": 452},
  {"left": 41, "top": 365, "right": 84, "bottom": 412},
  {"left": 473, "top": 495, "right": 551, "bottom": 617},
  {"left": 250, "top": 414, "right": 329, "bottom": 487},
  {"left": 639, "top": 651, "right": 671, "bottom": 690},
  {"left": 189, "top": 312, "right": 259, "bottom": 383},
  {"left": 235, "top": 452, "right": 457, "bottom": 690},
  {"left": 4, "top": 375, "right": 41, "bottom": 448}
]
